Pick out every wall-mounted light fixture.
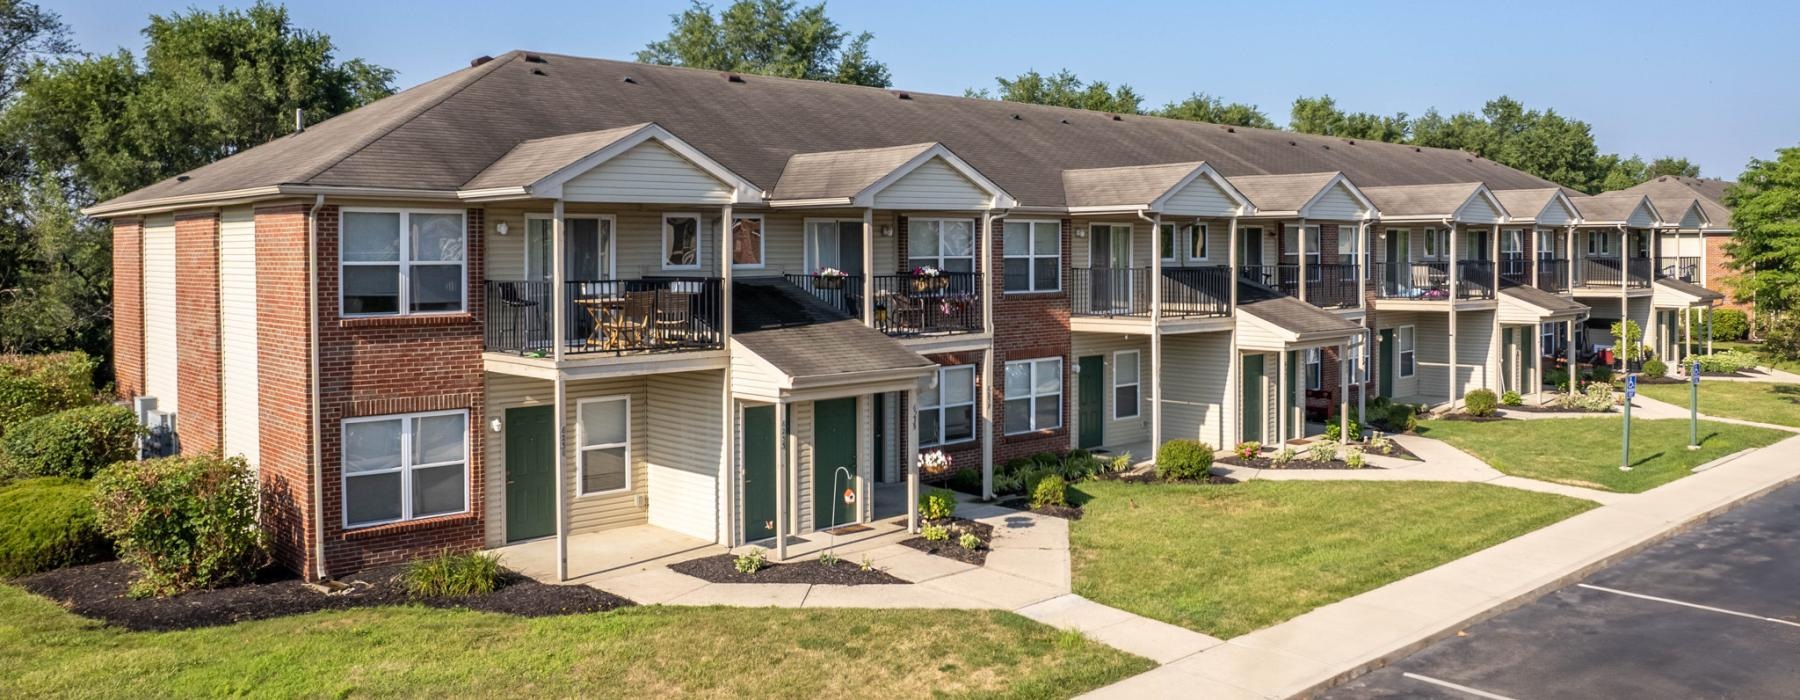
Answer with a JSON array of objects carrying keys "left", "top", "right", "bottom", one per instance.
[
  {"left": 489, "top": 417, "right": 504, "bottom": 433},
  {"left": 496, "top": 221, "right": 510, "bottom": 236},
  {"left": 880, "top": 224, "right": 893, "bottom": 237}
]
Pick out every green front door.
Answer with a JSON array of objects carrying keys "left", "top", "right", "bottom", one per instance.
[
  {"left": 1378, "top": 329, "right": 1395, "bottom": 397},
  {"left": 813, "top": 398, "right": 858, "bottom": 530},
  {"left": 1502, "top": 328, "right": 1515, "bottom": 393},
  {"left": 742, "top": 405, "right": 777, "bottom": 542},
  {"left": 1077, "top": 355, "right": 1105, "bottom": 449},
  {"left": 1241, "top": 355, "right": 1264, "bottom": 443},
  {"left": 504, "top": 405, "right": 555, "bottom": 542}
]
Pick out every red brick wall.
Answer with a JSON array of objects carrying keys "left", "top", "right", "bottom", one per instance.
[
  {"left": 1704, "top": 232, "right": 1754, "bottom": 316},
  {"left": 990, "top": 217, "right": 1072, "bottom": 464},
  {"left": 112, "top": 218, "right": 145, "bottom": 400},
  {"left": 919, "top": 350, "right": 985, "bottom": 473},
  {"left": 313, "top": 206, "right": 487, "bottom": 576},
  {"left": 255, "top": 205, "right": 317, "bottom": 576},
  {"left": 174, "top": 212, "right": 223, "bottom": 453}
]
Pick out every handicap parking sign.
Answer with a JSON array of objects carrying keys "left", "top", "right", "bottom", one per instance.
[
  {"left": 1692, "top": 362, "right": 1702, "bottom": 385},
  {"left": 1625, "top": 374, "right": 1637, "bottom": 399}
]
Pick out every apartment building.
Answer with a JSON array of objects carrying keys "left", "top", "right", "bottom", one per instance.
[{"left": 92, "top": 51, "right": 1721, "bottom": 580}]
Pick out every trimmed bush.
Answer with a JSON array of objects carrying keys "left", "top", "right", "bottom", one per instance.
[
  {"left": 402, "top": 550, "right": 504, "bottom": 597},
  {"left": 946, "top": 468, "right": 982, "bottom": 495},
  {"left": 1155, "top": 439, "right": 1215, "bottom": 481},
  {"left": 1464, "top": 389, "right": 1498, "bottom": 417},
  {"left": 1588, "top": 365, "right": 1614, "bottom": 384},
  {"left": 0, "top": 478, "right": 111, "bottom": 578},
  {"left": 92, "top": 454, "right": 267, "bottom": 597},
  {"left": 1030, "top": 474, "right": 1068, "bottom": 509},
  {"left": 1764, "top": 315, "right": 1800, "bottom": 363},
  {"left": 1500, "top": 390, "right": 1523, "bottom": 407},
  {"left": 1694, "top": 308, "right": 1749, "bottom": 341},
  {"left": 1323, "top": 417, "right": 1362, "bottom": 442},
  {"left": 1685, "top": 351, "right": 1761, "bottom": 374},
  {"left": 0, "top": 352, "right": 97, "bottom": 435},
  {"left": 1642, "top": 359, "right": 1668, "bottom": 378},
  {"left": 0, "top": 404, "right": 142, "bottom": 481},
  {"left": 919, "top": 487, "right": 957, "bottom": 521}
]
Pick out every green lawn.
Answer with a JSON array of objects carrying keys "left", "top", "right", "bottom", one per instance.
[
  {"left": 1698, "top": 340, "right": 1800, "bottom": 375},
  {"left": 0, "top": 586, "right": 1150, "bottom": 699},
  {"left": 1067, "top": 481, "right": 1593, "bottom": 639},
  {"left": 1634, "top": 381, "right": 1800, "bottom": 428},
  {"left": 1417, "top": 418, "right": 1790, "bottom": 493}
]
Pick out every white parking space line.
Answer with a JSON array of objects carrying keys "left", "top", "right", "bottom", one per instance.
[
  {"left": 1577, "top": 584, "right": 1800, "bottom": 629},
  {"left": 1402, "top": 672, "right": 1522, "bottom": 700}
]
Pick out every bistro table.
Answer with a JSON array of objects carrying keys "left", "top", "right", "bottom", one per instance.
[{"left": 573, "top": 296, "right": 625, "bottom": 349}]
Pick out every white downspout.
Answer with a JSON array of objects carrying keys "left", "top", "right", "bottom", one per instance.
[
  {"left": 1226, "top": 215, "right": 1239, "bottom": 448},
  {"left": 307, "top": 194, "right": 326, "bottom": 581},
  {"left": 1446, "top": 218, "right": 1460, "bottom": 412}
]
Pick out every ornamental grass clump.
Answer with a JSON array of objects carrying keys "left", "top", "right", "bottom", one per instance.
[
  {"left": 402, "top": 550, "right": 504, "bottom": 597},
  {"left": 91, "top": 454, "right": 266, "bottom": 597}
]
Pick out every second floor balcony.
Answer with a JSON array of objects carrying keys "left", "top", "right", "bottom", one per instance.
[
  {"left": 1659, "top": 256, "right": 1700, "bottom": 283},
  {"left": 484, "top": 278, "right": 725, "bottom": 357},
  {"left": 785, "top": 271, "right": 985, "bottom": 337},
  {"left": 1536, "top": 258, "right": 1570, "bottom": 293},
  {"left": 1575, "top": 257, "right": 1652, "bottom": 289},
  {"left": 1069, "top": 266, "right": 1232, "bottom": 319},
  {"left": 1238, "top": 263, "right": 1361, "bottom": 309},
  {"left": 1371, "top": 260, "right": 1495, "bottom": 301}
]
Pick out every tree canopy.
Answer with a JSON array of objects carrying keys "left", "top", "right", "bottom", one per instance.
[
  {"left": 1722, "top": 146, "right": 1800, "bottom": 313},
  {"left": 966, "top": 69, "right": 1143, "bottom": 114},
  {"left": 1289, "top": 95, "right": 1408, "bottom": 143},
  {"left": 637, "top": 0, "right": 890, "bottom": 87},
  {"left": 1157, "top": 92, "right": 1275, "bottom": 129}
]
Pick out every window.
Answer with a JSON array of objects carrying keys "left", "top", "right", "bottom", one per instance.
[
  {"left": 1587, "top": 230, "right": 1613, "bottom": 256},
  {"left": 732, "top": 215, "right": 764, "bottom": 268},
  {"left": 1159, "top": 224, "right": 1178, "bottom": 263},
  {"left": 1188, "top": 224, "right": 1209, "bottom": 261},
  {"left": 1632, "top": 230, "right": 1649, "bottom": 258},
  {"left": 1355, "top": 333, "right": 1369, "bottom": 382},
  {"left": 1157, "top": 223, "right": 1206, "bottom": 263},
  {"left": 1536, "top": 229, "right": 1557, "bottom": 259},
  {"left": 1305, "top": 348, "right": 1322, "bottom": 390},
  {"left": 342, "top": 410, "right": 467, "bottom": 528},
  {"left": 1337, "top": 225, "right": 1358, "bottom": 266},
  {"left": 341, "top": 209, "right": 466, "bottom": 316},
  {"left": 1464, "top": 229, "right": 1490, "bottom": 260},
  {"left": 919, "top": 365, "right": 976, "bottom": 446},
  {"left": 1542, "top": 322, "right": 1557, "bottom": 355},
  {"left": 578, "top": 397, "right": 630, "bottom": 495},
  {"left": 1003, "top": 220, "right": 1060, "bottom": 292},
  {"left": 663, "top": 214, "right": 701, "bottom": 269},
  {"left": 804, "top": 220, "right": 863, "bottom": 274},
  {"left": 1422, "top": 228, "right": 1448, "bottom": 260},
  {"left": 526, "top": 215, "right": 614, "bottom": 282},
  {"left": 1004, "top": 357, "right": 1062, "bottom": 434},
  {"left": 1282, "top": 225, "right": 1321, "bottom": 266},
  {"left": 907, "top": 218, "right": 976, "bottom": 273},
  {"left": 1398, "top": 326, "right": 1416, "bottom": 378},
  {"left": 1113, "top": 350, "right": 1140, "bottom": 420},
  {"left": 1502, "top": 229, "right": 1524, "bottom": 255}
]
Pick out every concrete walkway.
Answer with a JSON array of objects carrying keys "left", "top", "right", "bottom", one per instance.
[{"left": 1082, "top": 433, "right": 1800, "bottom": 699}]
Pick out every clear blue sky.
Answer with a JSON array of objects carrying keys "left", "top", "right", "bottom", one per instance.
[{"left": 57, "top": 0, "right": 1800, "bottom": 179}]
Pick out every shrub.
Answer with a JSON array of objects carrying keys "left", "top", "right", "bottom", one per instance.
[
  {"left": 818, "top": 551, "right": 839, "bottom": 567},
  {"left": 947, "top": 468, "right": 982, "bottom": 495},
  {"left": 922, "top": 523, "right": 950, "bottom": 542},
  {"left": 1233, "top": 441, "right": 1262, "bottom": 460},
  {"left": 1305, "top": 441, "right": 1339, "bottom": 463},
  {"left": 1155, "top": 439, "right": 1215, "bottom": 481},
  {"left": 91, "top": 454, "right": 266, "bottom": 597},
  {"left": 1642, "top": 359, "right": 1668, "bottom": 377},
  {"left": 0, "top": 478, "right": 111, "bottom": 578},
  {"left": 1464, "top": 389, "right": 1498, "bottom": 417},
  {"left": 1269, "top": 447, "right": 1297, "bottom": 468},
  {"left": 1367, "top": 432, "right": 1395, "bottom": 455},
  {"left": 1544, "top": 369, "right": 1571, "bottom": 391},
  {"left": 734, "top": 548, "right": 765, "bottom": 574},
  {"left": 0, "top": 352, "right": 97, "bottom": 436},
  {"left": 0, "top": 404, "right": 142, "bottom": 481},
  {"left": 919, "top": 488, "right": 957, "bottom": 521},
  {"left": 1695, "top": 308, "right": 1749, "bottom": 341},
  {"left": 1107, "top": 452, "right": 1133, "bottom": 473},
  {"left": 1030, "top": 474, "right": 1067, "bottom": 509},
  {"left": 1500, "top": 390, "right": 1523, "bottom": 407},
  {"left": 1762, "top": 316, "right": 1800, "bottom": 362},
  {"left": 1559, "top": 383, "right": 1616, "bottom": 411},
  {"left": 1587, "top": 365, "right": 1614, "bottom": 384},
  {"left": 1322, "top": 417, "right": 1362, "bottom": 442},
  {"left": 402, "top": 550, "right": 503, "bottom": 597},
  {"left": 1610, "top": 320, "right": 1645, "bottom": 361},
  {"left": 958, "top": 531, "right": 982, "bottom": 550},
  {"left": 1685, "top": 351, "right": 1761, "bottom": 374},
  {"left": 1344, "top": 446, "right": 1366, "bottom": 469}
]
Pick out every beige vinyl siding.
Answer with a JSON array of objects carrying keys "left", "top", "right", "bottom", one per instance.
[
  {"left": 1232, "top": 314, "right": 1289, "bottom": 351},
  {"left": 871, "top": 158, "right": 990, "bottom": 210},
  {"left": 1162, "top": 333, "right": 1232, "bottom": 448},
  {"left": 1456, "top": 194, "right": 1506, "bottom": 224},
  {"left": 752, "top": 211, "right": 805, "bottom": 278},
  {"left": 219, "top": 207, "right": 258, "bottom": 467},
  {"left": 141, "top": 215, "right": 179, "bottom": 413},
  {"left": 728, "top": 340, "right": 784, "bottom": 400},
  {"left": 1307, "top": 182, "right": 1366, "bottom": 221},
  {"left": 1072, "top": 334, "right": 1151, "bottom": 448},
  {"left": 646, "top": 371, "right": 724, "bottom": 541},
  {"left": 792, "top": 400, "right": 814, "bottom": 533},
  {"left": 1537, "top": 199, "right": 1577, "bottom": 227},
  {"left": 482, "top": 374, "right": 651, "bottom": 546},
  {"left": 1381, "top": 311, "right": 1423, "bottom": 399},
  {"left": 1401, "top": 310, "right": 1495, "bottom": 402},
  {"left": 1626, "top": 206, "right": 1658, "bottom": 229},
  {"left": 484, "top": 205, "right": 723, "bottom": 282},
  {"left": 1659, "top": 234, "right": 1703, "bottom": 259},
  {"left": 561, "top": 140, "right": 733, "bottom": 204},
  {"left": 1160, "top": 177, "right": 1237, "bottom": 217}
]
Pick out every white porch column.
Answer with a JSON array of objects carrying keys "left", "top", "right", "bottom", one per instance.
[
  {"left": 1357, "top": 221, "right": 1369, "bottom": 427},
  {"left": 1226, "top": 216, "right": 1240, "bottom": 447},
  {"left": 1297, "top": 218, "right": 1310, "bottom": 303},
  {"left": 774, "top": 400, "right": 788, "bottom": 560},
  {"left": 1448, "top": 222, "right": 1461, "bottom": 411},
  {"left": 1533, "top": 324, "right": 1545, "bottom": 403},
  {"left": 1566, "top": 227, "right": 1576, "bottom": 290},
  {"left": 980, "top": 211, "right": 997, "bottom": 499},
  {"left": 1619, "top": 226, "right": 1629, "bottom": 371},
  {"left": 1706, "top": 306, "right": 1715, "bottom": 355},
  {"left": 551, "top": 198, "right": 568, "bottom": 582},
  {"left": 1150, "top": 214, "right": 1163, "bottom": 455},
  {"left": 1490, "top": 224, "right": 1503, "bottom": 390},
  {"left": 1277, "top": 349, "right": 1289, "bottom": 442},
  {"left": 1337, "top": 342, "right": 1350, "bottom": 445},
  {"left": 718, "top": 203, "right": 735, "bottom": 546},
  {"left": 1684, "top": 306, "right": 1693, "bottom": 366},
  {"left": 1566, "top": 318, "right": 1577, "bottom": 397},
  {"left": 980, "top": 346, "right": 995, "bottom": 500},
  {"left": 862, "top": 208, "right": 875, "bottom": 326},
  {"left": 905, "top": 386, "right": 920, "bottom": 534}
]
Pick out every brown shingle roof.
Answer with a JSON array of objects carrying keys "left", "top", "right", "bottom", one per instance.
[
  {"left": 731, "top": 279, "right": 934, "bottom": 381},
  {"left": 93, "top": 51, "right": 1561, "bottom": 213},
  {"left": 1568, "top": 193, "right": 1656, "bottom": 225},
  {"left": 769, "top": 143, "right": 935, "bottom": 201},
  {"left": 1610, "top": 176, "right": 1732, "bottom": 228},
  {"left": 1061, "top": 161, "right": 1209, "bottom": 208},
  {"left": 462, "top": 125, "right": 646, "bottom": 191},
  {"left": 1491, "top": 188, "right": 1563, "bottom": 222},
  {"left": 1360, "top": 183, "right": 1489, "bottom": 219},
  {"left": 1226, "top": 172, "right": 1340, "bottom": 214}
]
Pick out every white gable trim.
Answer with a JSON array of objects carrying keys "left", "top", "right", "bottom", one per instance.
[
  {"left": 1628, "top": 197, "right": 1662, "bottom": 229},
  {"left": 851, "top": 144, "right": 1016, "bottom": 210},
  {"left": 1660, "top": 200, "right": 1710, "bottom": 229},
  {"left": 528, "top": 123, "right": 761, "bottom": 203},
  {"left": 1296, "top": 173, "right": 1376, "bottom": 221},
  {"left": 1455, "top": 185, "right": 1510, "bottom": 224},
  {"left": 1532, "top": 190, "right": 1580, "bottom": 226},
  {"left": 1148, "top": 162, "right": 1256, "bottom": 217}
]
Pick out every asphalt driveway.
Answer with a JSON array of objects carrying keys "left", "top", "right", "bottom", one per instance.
[{"left": 1322, "top": 479, "right": 1800, "bottom": 699}]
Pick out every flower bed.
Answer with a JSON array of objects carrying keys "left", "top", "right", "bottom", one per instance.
[
  {"left": 899, "top": 518, "right": 993, "bottom": 566},
  {"left": 668, "top": 553, "right": 905, "bottom": 585},
  {"left": 1215, "top": 454, "right": 1380, "bottom": 470}
]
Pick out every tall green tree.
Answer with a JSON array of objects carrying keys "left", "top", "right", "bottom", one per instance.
[
  {"left": 1156, "top": 92, "right": 1274, "bottom": 129},
  {"left": 1288, "top": 95, "right": 1408, "bottom": 142},
  {"left": 637, "top": 0, "right": 890, "bottom": 87},
  {"left": 969, "top": 69, "right": 1143, "bottom": 114},
  {"left": 1722, "top": 146, "right": 1800, "bottom": 313}
]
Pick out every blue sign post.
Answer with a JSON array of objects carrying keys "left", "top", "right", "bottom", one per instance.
[
  {"left": 1621, "top": 375, "right": 1637, "bottom": 471},
  {"left": 1689, "top": 361, "right": 1702, "bottom": 450}
]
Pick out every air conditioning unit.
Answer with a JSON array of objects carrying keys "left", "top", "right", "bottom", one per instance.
[{"left": 133, "top": 396, "right": 177, "bottom": 459}]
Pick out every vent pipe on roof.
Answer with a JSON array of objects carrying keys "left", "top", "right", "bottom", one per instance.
[
  {"left": 523, "top": 53, "right": 547, "bottom": 63},
  {"left": 1011, "top": 114, "right": 1021, "bottom": 120},
  {"left": 470, "top": 55, "right": 493, "bottom": 67},
  {"left": 294, "top": 108, "right": 304, "bottom": 133},
  {"left": 723, "top": 73, "right": 745, "bottom": 83},
  {"left": 622, "top": 76, "right": 637, "bottom": 84},
  {"left": 1110, "top": 114, "right": 1122, "bottom": 121},
  {"left": 893, "top": 91, "right": 911, "bottom": 100}
]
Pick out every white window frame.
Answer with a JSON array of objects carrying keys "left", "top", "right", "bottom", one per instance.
[
  {"left": 1502, "top": 228, "right": 1524, "bottom": 256},
  {"left": 1305, "top": 348, "right": 1322, "bottom": 391},
  {"left": 1542, "top": 322, "right": 1556, "bottom": 354},
  {"left": 918, "top": 365, "right": 977, "bottom": 447},
  {"left": 576, "top": 396, "right": 632, "bottom": 497},
  {"left": 1398, "top": 325, "right": 1417, "bottom": 378},
  {"left": 1336, "top": 225, "right": 1357, "bottom": 266},
  {"left": 662, "top": 212, "right": 703, "bottom": 270},
  {"left": 523, "top": 213, "right": 617, "bottom": 281},
  {"left": 1159, "top": 223, "right": 1180, "bottom": 264},
  {"left": 1422, "top": 227, "right": 1447, "bottom": 261},
  {"left": 1282, "top": 224, "right": 1322, "bottom": 269},
  {"left": 731, "top": 214, "right": 765, "bottom": 270},
  {"left": 1090, "top": 223, "right": 1134, "bottom": 268},
  {"left": 1003, "top": 219, "right": 1061, "bottom": 293},
  {"left": 1188, "top": 223, "right": 1210, "bottom": 262},
  {"left": 340, "top": 409, "right": 470, "bottom": 529},
  {"left": 907, "top": 217, "right": 978, "bottom": 273},
  {"left": 1004, "top": 357, "right": 1064, "bottom": 435},
  {"left": 1112, "top": 350, "right": 1140, "bottom": 420},
  {"left": 339, "top": 207, "right": 468, "bottom": 317},
  {"left": 1464, "top": 229, "right": 1490, "bottom": 261},
  {"left": 1587, "top": 230, "right": 1614, "bottom": 257},
  {"left": 802, "top": 218, "right": 854, "bottom": 274},
  {"left": 1536, "top": 228, "right": 1556, "bottom": 260}
]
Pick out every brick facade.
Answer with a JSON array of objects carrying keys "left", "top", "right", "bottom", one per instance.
[
  {"left": 254, "top": 205, "right": 316, "bottom": 575},
  {"left": 174, "top": 212, "right": 224, "bottom": 453},
  {"left": 1704, "top": 232, "right": 1753, "bottom": 317},
  {"left": 112, "top": 218, "right": 145, "bottom": 400},
  {"left": 989, "top": 217, "right": 1073, "bottom": 464}
]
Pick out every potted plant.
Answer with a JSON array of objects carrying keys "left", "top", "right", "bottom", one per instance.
[
  {"left": 916, "top": 449, "right": 952, "bottom": 478},
  {"left": 911, "top": 266, "right": 946, "bottom": 292},
  {"left": 815, "top": 266, "right": 848, "bottom": 289}
]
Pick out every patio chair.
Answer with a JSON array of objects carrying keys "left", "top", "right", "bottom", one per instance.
[
  {"left": 496, "top": 282, "right": 540, "bottom": 351},
  {"left": 882, "top": 294, "right": 926, "bottom": 335},
  {"left": 603, "top": 292, "right": 656, "bottom": 350},
  {"left": 653, "top": 291, "right": 694, "bottom": 346}
]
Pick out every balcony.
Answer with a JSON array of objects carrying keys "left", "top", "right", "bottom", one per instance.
[
  {"left": 1575, "top": 258, "right": 1652, "bottom": 289},
  {"left": 483, "top": 278, "right": 724, "bottom": 357},
  {"left": 1659, "top": 256, "right": 1700, "bottom": 283},
  {"left": 1070, "top": 266, "right": 1231, "bottom": 319},
  {"left": 1370, "top": 261, "right": 1495, "bottom": 301},
  {"left": 1499, "top": 254, "right": 1531, "bottom": 284},
  {"left": 1535, "top": 258, "right": 1570, "bottom": 293},
  {"left": 1237, "top": 263, "right": 1361, "bottom": 309},
  {"left": 785, "top": 272, "right": 985, "bottom": 337}
]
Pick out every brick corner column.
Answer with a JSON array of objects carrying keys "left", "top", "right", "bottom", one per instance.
[
  {"left": 111, "top": 218, "right": 146, "bottom": 400},
  {"left": 175, "top": 211, "right": 223, "bottom": 453}
]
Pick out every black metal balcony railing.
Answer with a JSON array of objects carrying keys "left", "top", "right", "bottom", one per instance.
[
  {"left": 872, "top": 272, "right": 983, "bottom": 337},
  {"left": 484, "top": 278, "right": 725, "bottom": 357},
  {"left": 1659, "top": 256, "right": 1700, "bottom": 282},
  {"left": 1370, "top": 261, "right": 1495, "bottom": 300},
  {"left": 1576, "top": 258, "right": 1652, "bottom": 289},
  {"left": 1071, "top": 267, "right": 1233, "bottom": 319},
  {"left": 1159, "top": 266, "right": 1232, "bottom": 318},
  {"left": 785, "top": 273, "right": 865, "bottom": 315},
  {"left": 1238, "top": 264, "right": 1297, "bottom": 295},
  {"left": 1536, "top": 258, "right": 1570, "bottom": 293},
  {"left": 1499, "top": 254, "right": 1530, "bottom": 282},
  {"left": 1304, "top": 263, "right": 1361, "bottom": 309}
]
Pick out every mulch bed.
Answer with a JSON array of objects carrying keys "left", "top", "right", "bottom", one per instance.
[
  {"left": 1502, "top": 404, "right": 1614, "bottom": 414},
  {"left": 1111, "top": 472, "right": 1238, "bottom": 485},
  {"left": 992, "top": 497, "right": 1083, "bottom": 520},
  {"left": 899, "top": 518, "right": 994, "bottom": 566},
  {"left": 1431, "top": 413, "right": 1510, "bottom": 422},
  {"left": 668, "top": 554, "right": 906, "bottom": 585},
  {"left": 1215, "top": 454, "right": 1382, "bottom": 470},
  {"left": 13, "top": 560, "right": 633, "bottom": 632}
]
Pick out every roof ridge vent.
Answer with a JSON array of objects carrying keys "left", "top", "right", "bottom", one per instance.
[
  {"left": 621, "top": 76, "right": 637, "bottom": 84},
  {"left": 1110, "top": 114, "right": 1122, "bottom": 121},
  {"left": 1413, "top": 147, "right": 1422, "bottom": 152},
  {"left": 722, "top": 72, "right": 745, "bottom": 83},
  {"left": 470, "top": 55, "right": 493, "bottom": 68},
  {"left": 530, "top": 67, "right": 547, "bottom": 76},
  {"left": 1011, "top": 113, "right": 1021, "bottom": 120},
  {"left": 1060, "top": 118, "right": 1070, "bottom": 124},
  {"left": 523, "top": 53, "right": 547, "bottom": 64},
  {"left": 1345, "top": 139, "right": 1355, "bottom": 145},
  {"left": 892, "top": 90, "right": 911, "bottom": 100},
  {"left": 1288, "top": 140, "right": 1297, "bottom": 146}
]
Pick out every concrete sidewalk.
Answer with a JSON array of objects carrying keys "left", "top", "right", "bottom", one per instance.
[{"left": 1081, "top": 433, "right": 1800, "bottom": 699}]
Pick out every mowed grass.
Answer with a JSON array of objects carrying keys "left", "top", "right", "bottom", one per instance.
[
  {"left": 1067, "top": 480, "right": 1593, "bottom": 639},
  {"left": 0, "top": 586, "right": 1151, "bottom": 699},
  {"left": 1418, "top": 417, "right": 1790, "bottom": 493},
  {"left": 1634, "top": 381, "right": 1800, "bottom": 428},
  {"left": 1712, "top": 339, "right": 1800, "bottom": 374}
]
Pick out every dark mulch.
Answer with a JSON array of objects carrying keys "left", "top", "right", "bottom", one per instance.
[
  {"left": 668, "top": 553, "right": 906, "bottom": 585},
  {"left": 1112, "top": 472, "right": 1238, "bottom": 485},
  {"left": 1432, "top": 413, "right": 1510, "bottom": 422},
  {"left": 13, "top": 560, "right": 633, "bottom": 632},
  {"left": 1638, "top": 376, "right": 1688, "bottom": 385},
  {"left": 1502, "top": 403, "right": 1613, "bottom": 414},
  {"left": 992, "top": 497, "right": 1084, "bottom": 520},
  {"left": 899, "top": 518, "right": 994, "bottom": 566},
  {"left": 1216, "top": 454, "right": 1381, "bottom": 471}
]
